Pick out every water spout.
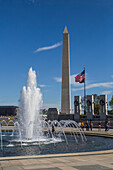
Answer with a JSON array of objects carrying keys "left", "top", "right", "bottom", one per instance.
[{"left": 18, "top": 67, "right": 43, "bottom": 140}]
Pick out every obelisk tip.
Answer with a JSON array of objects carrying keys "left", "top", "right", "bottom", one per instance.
[{"left": 63, "top": 26, "right": 68, "bottom": 33}]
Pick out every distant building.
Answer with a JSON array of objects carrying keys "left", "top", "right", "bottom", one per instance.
[
  {"left": 47, "top": 108, "right": 59, "bottom": 120},
  {"left": 0, "top": 106, "right": 19, "bottom": 116}
]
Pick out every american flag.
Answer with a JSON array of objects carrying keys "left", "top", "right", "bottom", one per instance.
[{"left": 75, "top": 70, "right": 85, "bottom": 83}]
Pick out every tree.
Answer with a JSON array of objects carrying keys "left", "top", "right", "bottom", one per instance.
[
  {"left": 109, "top": 95, "right": 113, "bottom": 110},
  {"left": 93, "top": 94, "right": 100, "bottom": 114}
]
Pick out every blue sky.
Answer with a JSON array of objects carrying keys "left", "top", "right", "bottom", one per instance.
[{"left": 0, "top": 0, "right": 113, "bottom": 111}]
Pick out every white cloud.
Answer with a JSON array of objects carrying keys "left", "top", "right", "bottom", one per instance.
[
  {"left": 34, "top": 42, "right": 62, "bottom": 53},
  {"left": 72, "top": 82, "right": 113, "bottom": 91},
  {"left": 72, "top": 87, "right": 84, "bottom": 91},
  {"left": 39, "top": 84, "right": 46, "bottom": 88},
  {"left": 87, "top": 82, "right": 113, "bottom": 88},
  {"left": 54, "top": 77, "right": 62, "bottom": 82},
  {"left": 0, "top": 102, "right": 18, "bottom": 106},
  {"left": 102, "top": 91, "right": 112, "bottom": 95},
  {"left": 112, "top": 75, "right": 113, "bottom": 78},
  {"left": 70, "top": 74, "right": 76, "bottom": 85}
]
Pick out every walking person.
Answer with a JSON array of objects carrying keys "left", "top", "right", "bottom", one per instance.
[
  {"left": 52, "top": 125, "right": 55, "bottom": 133},
  {"left": 81, "top": 120, "right": 84, "bottom": 131},
  {"left": 105, "top": 120, "right": 108, "bottom": 131},
  {"left": 90, "top": 120, "right": 93, "bottom": 131},
  {"left": 98, "top": 121, "right": 101, "bottom": 131},
  {"left": 85, "top": 120, "right": 89, "bottom": 131},
  {"left": 108, "top": 119, "right": 110, "bottom": 131}
]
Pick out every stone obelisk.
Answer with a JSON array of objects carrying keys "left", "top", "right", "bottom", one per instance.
[{"left": 61, "top": 26, "right": 70, "bottom": 114}]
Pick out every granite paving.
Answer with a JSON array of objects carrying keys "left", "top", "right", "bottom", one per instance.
[{"left": 0, "top": 150, "right": 113, "bottom": 170}]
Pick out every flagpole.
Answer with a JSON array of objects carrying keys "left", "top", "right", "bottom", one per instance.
[{"left": 84, "top": 67, "right": 86, "bottom": 115}]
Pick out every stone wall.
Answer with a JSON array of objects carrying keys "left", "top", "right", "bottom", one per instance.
[
  {"left": 47, "top": 108, "right": 59, "bottom": 121},
  {"left": 74, "top": 96, "right": 81, "bottom": 121},
  {"left": 86, "top": 95, "right": 94, "bottom": 120},
  {"left": 74, "top": 95, "right": 108, "bottom": 121},
  {"left": 100, "top": 95, "right": 108, "bottom": 120}
]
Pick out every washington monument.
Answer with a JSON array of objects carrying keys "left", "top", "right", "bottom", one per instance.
[{"left": 61, "top": 26, "right": 70, "bottom": 114}]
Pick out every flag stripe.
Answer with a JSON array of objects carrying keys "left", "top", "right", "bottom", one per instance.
[{"left": 75, "top": 69, "right": 85, "bottom": 83}]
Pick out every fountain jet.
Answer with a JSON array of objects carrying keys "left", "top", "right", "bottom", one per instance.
[{"left": 19, "top": 67, "right": 43, "bottom": 140}]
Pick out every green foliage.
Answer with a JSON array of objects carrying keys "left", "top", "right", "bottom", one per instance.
[
  {"left": 93, "top": 94, "right": 100, "bottom": 104},
  {"left": 109, "top": 95, "right": 113, "bottom": 110},
  {"left": 0, "top": 116, "right": 15, "bottom": 126},
  {"left": 94, "top": 104, "right": 100, "bottom": 114},
  {"left": 108, "top": 110, "right": 113, "bottom": 115},
  {"left": 93, "top": 94, "right": 100, "bottom": 114}
]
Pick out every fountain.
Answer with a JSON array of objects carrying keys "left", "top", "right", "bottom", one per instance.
[
  {"left": 18, "top": 67, "right": 43, "bottom": 141},
  {"left": 0, "top": 68, "right": 113, "bottom": 157},
  {"left": 0, "top": 68, "right": 87, "bottom": 156}
]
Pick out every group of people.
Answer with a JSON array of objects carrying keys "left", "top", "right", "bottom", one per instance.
[
  {"left": 79, "top": 120, "right": 93, "bottom": 131},
  {"left": 79, "top": 119, "right": 110, "bottom": 132},
  {"left": 98, "top": 120, "right": 110, "bottom": 131}
]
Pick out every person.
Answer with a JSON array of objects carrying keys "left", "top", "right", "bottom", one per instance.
[
  {"left": 90, "top": 120, "right": 93, "bottom": 131},
  {"left": 85, "top": 120, "right": 89, "bottom": 131},
  {"left": 98, "top": 121, "right": 101, "bottom": 131},
  {"left": 78, "top": 120, "right": 81, "bottom": 127},
  {"left": 52, "top": 125, "right": 55, "bottom": 133},
  {"left": 105, "top": 120, "right": 108, "bottom": 131},
  {"left": 108, "top": 119, "right": 110, "bottom": 131},
  {"left": 0, "top": 119, "right": 2, "bottom": 127},
  {"left": 81, "top": 120, "right": 84, "bottom": 131}
]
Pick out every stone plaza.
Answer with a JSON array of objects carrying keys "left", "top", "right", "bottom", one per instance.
[{"left": 0, "top": 150, "right": 113, "bottom": 170}]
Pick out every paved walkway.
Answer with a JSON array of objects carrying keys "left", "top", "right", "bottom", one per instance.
[
  {"left": 0, "top": 128, "right": 113, "bottom": 169},
  {"left": 82, "top": 128, "right": 113, "bottom": 138},
  {"left": 0, "top": 150, "right": 113, "bottom": 170}
]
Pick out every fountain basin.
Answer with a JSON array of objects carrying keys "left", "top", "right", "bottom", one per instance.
[{"left": 0, "top": 135, "right": 113, "bottom": 157}]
